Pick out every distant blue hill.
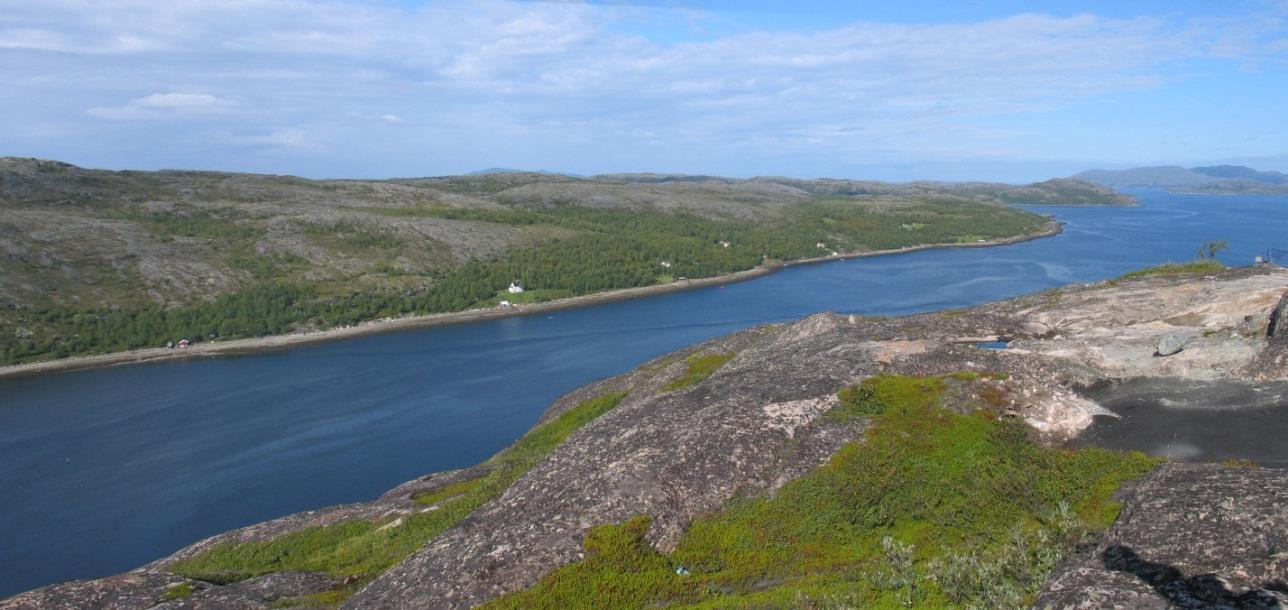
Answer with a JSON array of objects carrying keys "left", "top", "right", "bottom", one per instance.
[
  {"left": 467, "top": 167, "right": 584, "bottom": 178},
  {"left": 1074, "top": 164, "right": 1288, "bottom": 194}
]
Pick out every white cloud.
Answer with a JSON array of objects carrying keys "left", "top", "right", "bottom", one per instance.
[
  {"left": 228, "top": 128, "right": 311, "bottom": 149},
  {"left": 1, "top": 0, "right": 1285, "bottom": 177},
  {"left": 88, "top": 92, "right": 232, "bottom": 121}
]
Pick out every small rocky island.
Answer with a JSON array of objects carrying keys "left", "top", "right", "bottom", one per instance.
[{"left": 5, "top": 265, "right": 1287, "bottom": 609}]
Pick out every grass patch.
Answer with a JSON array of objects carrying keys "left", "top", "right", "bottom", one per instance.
[
  {"left": 662, "top": 352, "right": 737, "bottom": 391},
  {"left": 161, "top": 581, "right": 195, "bottom": 601},
  {"left": 1119, "top": 260, "right": 1225, "bottom": 279},
  {"left": 269, "top": 588, "right": 357, "bottom": 609},
  {"left": 171, "top": 391, "right": 629, "bottom": 597},
  {"left": 483, "top": 375, "right": 1158, "bottom": 610},
  {"left": 109, "top": 207, "right": 263, "bottom": 241},
  {"left": 477, "top": 288, "right": 574, "bottom": 307},
  {"left": 830, "top": 374, "right": 945, "bottom": 421}
]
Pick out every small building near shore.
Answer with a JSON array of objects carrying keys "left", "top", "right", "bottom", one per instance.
[
  {"left": 508, "top": 281, "right": 524, "bottom": 294},
  {"left": 177, "top": 339, "right": 190, "bottom": 348}
]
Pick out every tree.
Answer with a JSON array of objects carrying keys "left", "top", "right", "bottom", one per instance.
[{"left": 1197, "top": 240, "right": 1229, "bottom": 261}]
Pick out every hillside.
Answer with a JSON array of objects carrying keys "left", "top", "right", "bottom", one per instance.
[
  {"left": 5, "top": 265, "right": 1285, "bottom": 609},
  {"left": 1075, "top": 164, "right": 1288, "bottom": 194},
  {"left": 0, "top": 158, "right": 1126, "bottom": 365}
]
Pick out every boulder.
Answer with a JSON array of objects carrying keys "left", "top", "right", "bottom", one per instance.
[
  {"left": 1021, "top": 321, "right": 1052, "bottom": 336},
  {"left": 1035, "top": 464, "right": 1288, "bottom": 609},
  {"left": 1156, "top": 332, "right": 1192, "bottom": 357},
  {"left": 1268, "top": 292, "right": 1288, "bottom": 338}
]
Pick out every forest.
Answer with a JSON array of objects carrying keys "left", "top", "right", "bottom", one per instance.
[{"left": 1, "top": 199, "right": 1045, "bottom": 364}]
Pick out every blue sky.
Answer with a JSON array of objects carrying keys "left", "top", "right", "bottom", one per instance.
[{"left": 1, "top": 0, "right": 1285, "bottom": 182}]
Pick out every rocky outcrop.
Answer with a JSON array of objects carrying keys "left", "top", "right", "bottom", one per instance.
[
  {"left": 1268, "top": 293, "right": 1288, "bottom": 339},
  {"left": 344, "top": 322, "right": 873, "bottom": 609},
  {"left": 1035, "top": 464, "right": 1288, "bottom": 609},
  {"left": 5, "top": 266, "right": 1287, "bottom": 609}
]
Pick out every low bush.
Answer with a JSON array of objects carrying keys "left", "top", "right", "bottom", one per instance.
[{"left": 484, "top": 375, "right": 1157, "bottom": 610}]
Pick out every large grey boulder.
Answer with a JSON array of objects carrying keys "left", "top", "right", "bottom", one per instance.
[
  {"left": 1269, "top": 292, "right": 1288, "bottom": 338},
  {"left": 1156, "top": 332, "right": 1193, "bottom": 357},
  {"left": 1035, "top": 464, "right": 1288, "bottom": 610}
]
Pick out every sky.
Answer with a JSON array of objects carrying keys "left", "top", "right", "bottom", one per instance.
[{"left": 1, "top": 0, "right": 1286, "bottom": 182}]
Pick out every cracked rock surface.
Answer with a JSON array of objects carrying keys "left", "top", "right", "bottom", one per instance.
[{"left": 1035, "top": 464, "right": 1288, "bottom": 610}]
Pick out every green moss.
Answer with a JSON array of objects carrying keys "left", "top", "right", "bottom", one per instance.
[
  {"left": 1119, "top": 260, "right": 1225, "bottom": 279},
  {"left": 483, "top": 375, "right": 1158, "bottom": 610},
  {"left": 830, "top": 374, "right": 946, "bottom": 421},
  {"left": 269, "top": 588, "right": 356, "bottom": 609},
  {"left": 171, "top": 391, "right": 629, "bottom": 595},
  {"left": 662, "top": 353, "right": 736, "bottom": 391},
  {"left": 161, "top": 582, "right": 194, "bottom": 601}
]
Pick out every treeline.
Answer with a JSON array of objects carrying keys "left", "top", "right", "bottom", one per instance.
[
  {"left": 1, "top": 200, "right": 1044, "bottom": 364},
  {"left": 4, "top": 283, "right": 316, "bottom": 362}
]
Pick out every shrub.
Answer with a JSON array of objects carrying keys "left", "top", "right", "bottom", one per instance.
[
  {"left": 662, "top": 352, "right": 736, "bottom": 391},
  {"left": 483, "top": 375, "right": 1158, "bottom": 610}
]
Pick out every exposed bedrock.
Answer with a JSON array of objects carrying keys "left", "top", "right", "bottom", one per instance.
[{"left": 1035, "top": 464, "right": 1288, "bottom": 610}]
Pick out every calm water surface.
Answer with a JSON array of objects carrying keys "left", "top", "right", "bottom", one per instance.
[{"left": 1, "top": 192, "right": 1286, "bottom": 596}]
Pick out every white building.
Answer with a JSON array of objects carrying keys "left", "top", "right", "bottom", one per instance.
[
  {"left": 660, "top": 261, "right": 672, "bottom": 268},
  {"left": 508, "top": 281, "right": 524, "bottom": 294}
]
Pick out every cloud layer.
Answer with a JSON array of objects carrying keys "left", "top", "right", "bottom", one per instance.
[{"left": 1, "top": 0, "right": 1285, "bottom": 179}]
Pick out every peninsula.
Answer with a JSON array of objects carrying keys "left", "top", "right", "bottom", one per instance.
[{"left": 1, "top": 158, "right": 1120, "bottom": 368}]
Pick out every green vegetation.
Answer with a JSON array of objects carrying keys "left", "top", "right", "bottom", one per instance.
[
  {"left": 161, "top": 581, "right": 195, "bottom": 601},
  {"left": 662, "top": 352, "right": 736, "bottom": 391},
  {"left": 4, "top": 283, "right": 318, "bottom": 361},
  {"left": 109, "top": 207, "right": 264, "bottom": 241},
  {"left": 483, "top": 375, "right": 1158, "bottom": 610},
  {"left": 1196, "top": 239, "right": 1228, "bottom": 261},
  {"left": 830, "top": 374, "right": 945, "bottom": 420},
  {"left": 269, "top": 589, "right": 357, "bottom": 608},
  {"left": 303, "top": 220, "right": 407, "bottom": 251},
  {"left": 3, "top": 198, "right": 1047, "bottom": 365},
  {"left": 170, "top": 391, "right": 628, "bottom": 603},
  {"left": 1117, "top": 239, "right": 1230, "bottom": 281},
  {"left": 1119, "top": 259, "right": 1226, "bottom": 279},
  {"left": 477, "top": 288, "right": 573, "bottom": 307}
]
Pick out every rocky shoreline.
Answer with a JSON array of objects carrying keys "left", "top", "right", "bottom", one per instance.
[
  {"left": 0, "top": 221, "right": 1061, "bottom": 380},
  {"left": 7, "top": 259, "right": 1285, "bottom": 610}
]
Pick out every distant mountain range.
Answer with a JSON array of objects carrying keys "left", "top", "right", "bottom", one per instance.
[{"left": 1074, "top": 165, "right": 1288, "bottom": 194}]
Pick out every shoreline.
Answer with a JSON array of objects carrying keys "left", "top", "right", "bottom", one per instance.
[{"left": 0, "top": 221, "right": 1062, "bottom": 380}]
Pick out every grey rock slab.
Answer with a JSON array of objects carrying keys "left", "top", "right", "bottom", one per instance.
[{"left": 1035, "top": 464, "right": 1288, "bottom": 610}]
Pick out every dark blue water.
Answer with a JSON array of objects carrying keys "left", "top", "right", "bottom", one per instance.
[{"left": 1, "top": 192, "right": 1285, "bottom": 596}]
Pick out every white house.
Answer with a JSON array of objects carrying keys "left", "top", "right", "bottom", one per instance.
[
  {"left": 660, "top": 261, "right": 672, "bottom": 268},
  {"left": 508, "top": 281, "right": 524, "bottom": 294},
  {"left": 499, "top": 300, "right": 513, "bottom": 308},
  {"left": 718, "top": 240, "right": 731, "bottom": 248}
]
